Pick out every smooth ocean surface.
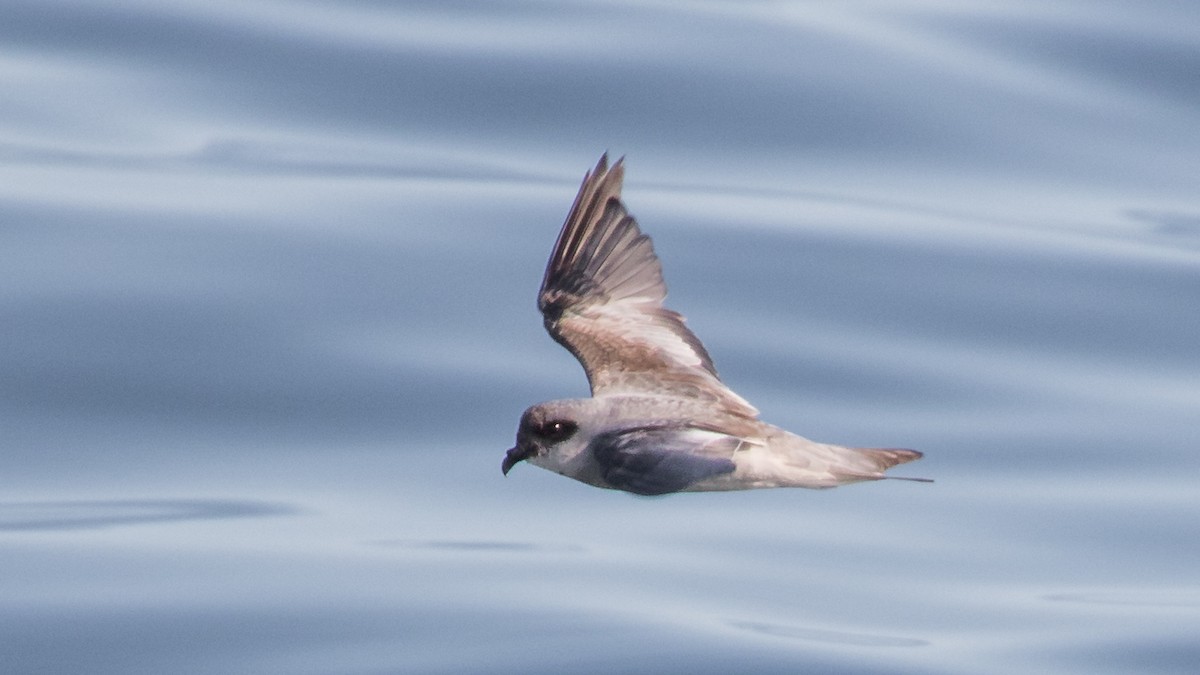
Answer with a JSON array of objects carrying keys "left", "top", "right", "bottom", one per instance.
[{"left": 2, "top": 1, "right": 1198, "bottom": 673}]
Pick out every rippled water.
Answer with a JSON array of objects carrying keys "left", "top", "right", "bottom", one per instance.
[{"left": 3, "top": 1, "right": 1198, "bottom": 673}]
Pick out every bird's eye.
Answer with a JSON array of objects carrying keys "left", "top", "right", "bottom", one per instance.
[{"left": 538, "top": 420, "right": 577, "bottom": 442}]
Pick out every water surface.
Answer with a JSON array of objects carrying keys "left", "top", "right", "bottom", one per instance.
[{"left": 2, "top": 1, "right": 1198, "bottom": 673}]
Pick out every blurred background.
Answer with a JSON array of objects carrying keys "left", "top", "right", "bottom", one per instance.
[{"left": 2, "top": 1, "right": 1198, "bottom": 673}]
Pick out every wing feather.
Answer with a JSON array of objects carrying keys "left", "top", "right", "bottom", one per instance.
[
  {"left": 590, "top": 426, "right": 741, "bottom": 496},
  {"left": 538, "top": 154, "right": 757, "bottom": 419}
]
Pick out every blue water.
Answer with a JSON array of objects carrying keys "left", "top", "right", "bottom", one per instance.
[{"left": 3, "top": 1, "right": 1199, "bottom": 672}]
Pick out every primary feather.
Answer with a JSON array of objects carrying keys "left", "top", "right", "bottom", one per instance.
[{"left": 538, "top": 154, "right": 757, "bottom": 419}]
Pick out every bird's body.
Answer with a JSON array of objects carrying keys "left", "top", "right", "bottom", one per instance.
[{"left": 503, "top": 155, "right": 926, "bottom": 495}]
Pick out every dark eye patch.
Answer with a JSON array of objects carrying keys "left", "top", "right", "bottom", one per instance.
[{"left": 537, "top": 420, "right": 578, "bottom": 442}]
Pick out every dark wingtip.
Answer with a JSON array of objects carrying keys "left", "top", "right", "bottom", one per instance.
[
  {"left": 588, "top": 152, "right": 609, "bottom": 181},
  {"left": 591, "top": 151, "right": 624, "bottom": 181}
]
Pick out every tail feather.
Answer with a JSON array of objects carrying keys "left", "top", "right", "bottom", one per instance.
[{"left": 855, "top": 447, "right": 932, "bottom": 483}]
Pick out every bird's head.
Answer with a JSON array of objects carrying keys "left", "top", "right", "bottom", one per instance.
[{"left": 502, "top": 401, "right": 587, "bottom": 475}]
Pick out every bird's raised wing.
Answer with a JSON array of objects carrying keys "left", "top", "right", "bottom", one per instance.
[{"left": 538, "top": 154, "right": 757, "bottom": 419}]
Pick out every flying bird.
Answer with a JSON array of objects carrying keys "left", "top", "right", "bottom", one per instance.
[{"left": 502, "top": 155, "right": 927, "bottom": 495}]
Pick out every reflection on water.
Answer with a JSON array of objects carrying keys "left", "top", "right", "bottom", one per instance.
[{"left": 2, "top": 0, "right": 1199, "bottom": 673}]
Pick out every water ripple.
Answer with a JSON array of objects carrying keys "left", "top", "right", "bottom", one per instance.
[
  {"left": 366, "top": 538, "right": 585, "bottom": 554},
  {"left": 1043, "top": 590, "right": 1200, "bottom": 609},
  {"left": 727, "top": 619, "right": 929, "bottom": 648},
  {"left": 0, "top": 498, "right": 298, "bottom": 532}
]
